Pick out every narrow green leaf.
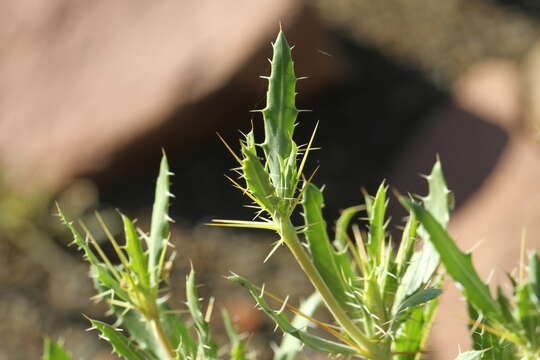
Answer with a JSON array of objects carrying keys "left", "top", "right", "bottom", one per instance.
[
  {"left": 496, "top": 286, "right": 518, "bottom": 331},
  {"left": 401, "top": 198, "right": 502, "bottom": 323},
  {"left": 160, "top": 305, "right": 197, "bottom": 358},
  {"left": 58, "top": 208, "right": 100, "bottom": 265},
  {"left": 515, "top": 283, "right": 540, "bottom": 348},
  {"left": 241, "top": 136, "right": 277, "bottom": 212},
  {"left": 229, "top": 274, "right": 357, "bottom": 355},
  {"left": 394, "top": 291, "right": 439, "bottom": 360},
  {"left": 89, "top": 319, "right": 146, "bottom": 360},
  {"left": 186, "top": 268, "right": 218, "bottom": 359},
  {"left": 393, "top": 288, "right": 442, "bottom": 319},
  {"left": 334, "top": 205, "right": 363, "bottom": 251},
  {"left": 148, "top": 154, "right": 172, "bottom": 287},
  {"left": 397, "top": 161, "right": 450, "bottom": 301},
  {"left": 396, "top": 210, "right": 417, "bottom": 276},
  {"left": 122, "top": 214, "right": 149, "bottom": 288},
  {"left": 274, "top": 292, "right": 322, "bottom": 360},
  {"left": 261, "top": 30, "right": 299, "bottom": 197},
  {"left": 222, "top": 309, "right": 248, "bottom": 360},
  {"left": 90, "top": 263, "right": 129, "bottom": 301},
  {"left": 302, "top": 184, "right": 349, "bottom": 309},
  {"left": 43, "top": 338, "right": 72, "bottom": 360},
  {"left": 366, "top": 183, "right": 386, "bottom": 262},
  {"left": 529, "top": 252, "right": 540, "bottom": 303}
]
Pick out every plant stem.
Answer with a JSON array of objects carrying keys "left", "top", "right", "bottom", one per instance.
[
  {"left": 151, "top": 318, "right": 175, "bottom": 360},
  {"left": 277, "top": 216, "right": 390, "bottom": 359}
]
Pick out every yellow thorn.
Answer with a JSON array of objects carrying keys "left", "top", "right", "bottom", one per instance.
[
  {"left": 217, "top": 133, "right": 242, "bottom": 165},
  {"left": 297, "top": 121, "right": 319, "bottom": 179}
]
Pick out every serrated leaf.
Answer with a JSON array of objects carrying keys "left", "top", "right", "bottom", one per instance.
[
  {"left": 186, "top": 268, "right": 218, "bottom": 360},
  {"left": 58, "top": 208, "right": 100, "bottom": 265},
  {"left": 261, "top": 30, "right": 298, "bottom": 186},
  {"left": 366, "top": 183, "right": 386, "bottom": 262},
  {"left": 468, "top": 303, "right": 517, "bottom": 360},
  {"left": 43, "top": 338, "right": 72, "bottom": 360},
  {"left": 229, "top": 274, "right": 357, "bottom": 355},
  {"left": 274, "top": 292, "right": 322, "bottom": 360},
  {"left": 397, "top": 161, "right": 450, "bottom": 302},
  {"left": 122, "top": 215, "right": 149, "bottom": 289},
  {"left": 241, "top": 135, "right": 277, "bottom": 212},
  {"left": 148, "top": 154, "right": 172, "bottom": 287},
  {"left": 89, "top": 319, "right": 146, "bottom": 360},
  {"left": 396, "top": 210, "right": 417, "bottom": 276},
  {"left": 302, "top": 183, "right": 349, "bottom": 309},
  {"left": 401, "top": 198, "right": 502, "bottom": 323}
]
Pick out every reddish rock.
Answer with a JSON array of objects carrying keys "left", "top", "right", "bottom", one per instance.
[
  {"left": 390, "top": 58, "right": 540, "bottom": 358},
  {"left": 0, "top": 1, "right": 340, "bottom": 189}
]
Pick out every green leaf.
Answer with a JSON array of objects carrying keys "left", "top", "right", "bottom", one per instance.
[
  {"left": 107, "top": 303, "right": 194, "bottom": 360},
  {"left": 397, "top": 161, "right": 450, "bottom": 301},
  {"left": 90, "top": 263, "right": 129, "bottom": 301},
  {"left": 88, "top": 319, "right": 146, "bottom": 360},
  {"left": 42, "top": 338, "right": 72, "bottom": 360},
  {"left": 160, "top": 305, "right": 197, "bottom": 358},
  {"left": 301, "top": 184, "right": 349, "bottom": 309},
  {"left": 186, "top": 268, "right": 218, "bottom": 360},
  {"left": 122, "top": 214, "right": 149, "bottom": 289},
  {"left": 148, "top": 153, "right": 172, "bottom": 287},
  {"left": 496, "top": 286, "right": 518, "bottom": 332},
  {"left": 395, "top": 210, "right": 417, "bottom": 276},
  {"left": 229, "top": 274, "right": 358, "bottom": 356},
  {"left": 394, "top": 293, "right": 439, "bottom": 360},
  {"left": 222, "top": 309, "right": 249, "bottom": 360},
  {"left": 401, "top": 198, "right": 503, "bottom": 323},
  {"left": 529, "top": 252, "right": 540, "bottom": 303},
  {"left": 58, "top": 208, "right": 100, "bottom": 265},
  {"left": 468, "top": 303, "right": 517, "bottom": 360},
  {"left": 515, "top": 283, "right": 540, "bottom": 348},
  {"left": 334, "top": 205, "right": 363, "bottom": 251},
  {"left": 393, "top": 287, "right": 442, "bottom": 319},
  {"left": 261, "top": 30, "right": 299, "bottom": 199},
  {"left": 241, "top": 133, "right": 277, "bottom": 213},
  {"left": 274, "top": 292, "right": 322, "bottom": 360},
  {"left": 366, "top": 183, "right": 387, "bottom": 262}
]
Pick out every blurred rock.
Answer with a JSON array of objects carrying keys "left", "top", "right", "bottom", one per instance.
[
  {"left": 524, "top": 39, "right": 540, "bottom": 136},
  {"left": 453, "top": 59, "right": 521, "bottom": 129},
  {"left": 313, "top": 0, "right": 540, "bottom": 84},
  {"left": 0, "top": 0, "right": 340, "bottom": 189},
  {"left": 389, "top": 56, "right": 540, "bottom": 358}
]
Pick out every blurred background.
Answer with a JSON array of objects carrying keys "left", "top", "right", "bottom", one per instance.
[{"left": 2, "top": 0, "right": 540, "bottom": 358}]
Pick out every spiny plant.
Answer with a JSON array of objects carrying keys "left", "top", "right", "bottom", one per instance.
[
  {"left": 42, "top": 29, "right": 537, "bottom": 360},
  {"left": 404, "top": 200, "right": 540, "bottom": 359},
  {"left": 48, "top": 152, "right": 321, "bottom": 360},
  {"left": 53, "top": 155, "right": 251, "bottom": 360},
  {"left": 212, "top": 30, "right": 456, "bottom": 360}
]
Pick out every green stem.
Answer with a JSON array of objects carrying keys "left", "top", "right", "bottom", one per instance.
[
  {"left": 150, "top": 318, "right": 175, "bottom": 360},
  {"left": 277, "top": 216, "right": 390, "bottom": 359}
]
